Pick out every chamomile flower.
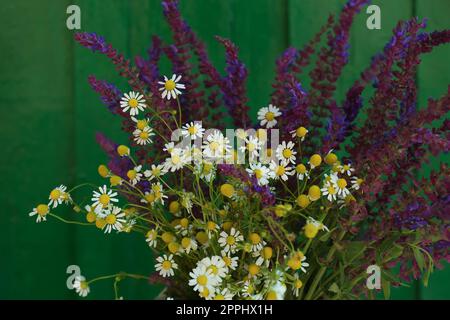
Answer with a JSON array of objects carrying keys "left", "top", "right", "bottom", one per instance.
[
  {"left": 269, "top": 161, "right": 294, "bottom": 181},
  {"left": 248, "top": 233, "right": 266, "bottom": 253},
  {"left": 188, "top": 264, "right": 219, "bottom": 293},
  {"left": 295, "top": 164, "right": 309, "bottom": 180},
  {"left": 276, "top": 141, "right": 297, "bottom": 165},
  {"left": 145, "top": 182, "right": 168, "bottom": 205},
  {"left": 205, "top": 221, "right": 220, "bottom": 238},
  {"left": 103, "top": 206, "right": 126, "bottom": 233},
  {"left": 120, "top": 91, "right": 146, "bottom": 116},
  {"left": 127, "top": 165, "right": 143, "bottom": 186},
  {"left": 29, "top": 204, "right": 49, "bottom": 223},
  {"left": 181, "top": 237, "right": 198, "bottom": 254},
  {"left": 213, "top": 288, "right": 234, "bottom": 300},
  {"left": 164, "top": 148, "right": 189, "bottom": 172},
  {"left": 239, "top": 135, "right": 261, "bottom": 159},
  {"left": 292, "top": 274, "right": 303, "bottom": 297},
  {"left": 351, "top": 176, "right": 364, "bottom": 190},
  {"left": 133, "top": 126, "right": 154, "bottom": 145},
  {"left": 340, "top": 163, "right": 355, "bottom": 176},
  {"left": 255, "top": 246, "right": 273, "bottom": 267},
  {"left": 291, "top": 126, "right": 308, "bottom": 141},
  {"left": 163, "top": 142, "right": 175, "bottom": 153},
  {"left": 73, "top": 275, "right": 90, "bottom": 297},
  {"left": 286, "top": 251, "right": 309, "bottom": 273},
  {"left": 200, "top": 256, "right": 228, "bottom": 280},
  {"left": 335, "top": 178, "right": 350, "bottom": 198},
  {"left": 144, "top": 164, "right": 167, "bottom": 181},
  {"left": 321, "top": 182, "right": 338, "bottom": 201},
  {"left": 202, "top": 130, "right": 231, "bottom": 160},
  {"left": 246, "top": 163, "right": 270, "bottom": 186},
  {"left": 131, "top": 116, "right": 150, "bottom": 130},
  {"left": 241, "top": 281, "right": 257, "bottom": 298},
  {"left": 218, "top": 228, "right": 243, "bottom": 254},
  {"left": 257, "top": 104, "right": 281, "bottom": 128},
  {"left": 155, "top": 254, "right": 178, "bottom": 277},
  {"left": 158, "top": 74, "right": 185, "bottom": 100},
  {"left": 48, "top": 185, "right": 68, "bottom": 208},
  {"left": 91, "top": 185, "right": 119, "bottom": 211},
  {"left": 146, "top": 229, "right": 158, "bottom": 248},
  {"left": 221, "top": 253, "right": 239, "bottom": 271},
  {"left": 181, "top": 122, "right": 205, "bottom": 140},
  {"left": 304, "top": 217, "right": 329, "bottom": 239},
  {"left": 195, "top": 161, "right": 216, "bottom": 182}
]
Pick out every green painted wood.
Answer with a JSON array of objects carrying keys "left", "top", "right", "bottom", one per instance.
[{"left": 0, "top": 0, "right": 75, "bottom": 299}]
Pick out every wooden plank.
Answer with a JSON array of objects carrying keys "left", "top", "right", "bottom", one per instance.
[{"left": 0, "top": 0, "right": 75, "bottom": 298}]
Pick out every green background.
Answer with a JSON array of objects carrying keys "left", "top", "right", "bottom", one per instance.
[{"left": 0, "top": 0, "right": 448, "bottom": 299}]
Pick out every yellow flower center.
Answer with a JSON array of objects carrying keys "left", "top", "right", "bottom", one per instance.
[
  {"left": 169, "top": 201, "right": 180, "bottom": 214},
  {"left": 180, "top": 218, "right": 189, "bottom": 228},
  {"left": 196, "top": 231, "right": 208, "bottom": 245},
  {"left": 209, "top": 141, "right": 219, "bottom": 151},
  {"left": 275, "top": 165, "right": 285, "bottom": 176},
  {"left": 139, "top": 131, "right": 149, "bottom": 140},
  {"left": 80, "top": 281, "right": 89, "bottom": 290},
  {"left": 95, "top": 218, "right": 106, "bottom": 229},
  {"left": 86, "top": 211, "right": 96, "bottom": 223},
  {"left": 337, "top": 178, "right": 347, "bottom": 189},
  {"left": 187, "top": 126, "right": 198, "bottom": 135},
  {"left": 200, "top": 288, "right": 209, "bottom": 298},
  {"left": 294, "top": 279, "right": 303, "bottom": 289},
  {"left": 262, "top": 247, "right": 273, "bottom": 259},
  {"left": 324, "top": 152, "right": 338, "bottom": 165},
  {"left": 168, "top": 242, "right": 180, "bottom": 254},
  {"left": 145, "top": 193, "right": 155, "bottom": 203},
  {"left": 161, "top": 232, "right": 174, "bottom": 243},
  {"left": 249, "top": 233, "right": 261, "bottom": 245},
  {"left": 343, "top": 164, "right": 350, "bottom": 171},
  {"left": 327, "top": 185, "right": 337, "bottom": 195},
  {"left": 117, "top": 145, "right": 129, "bottom": 156},
  {"left": 197, "top": 275, "right": 208, "bottom": 286},
  {"left": 36, "top": 204, "right": 49, "bottom": 216},
  {"left": 248, "top": 264, "right": 260, "bottom": 276},
  {"left": 98, "top": 164, "right": 109, "bottom": 178},
  {"left": 136, "top": 119, "right": 147, "bottom": 130},
  {"left": 296, "top": 164, "right": 307, "bottom": 174},
  {"left": 171, "top": 154, "right": 181, "bottom": 165},
  {"left": 222, "top": 256, "right": 231, "bottom": 267},
  {"left": 207, "top": 221, "right": 217, "bottom": 231},
  {"left": 162, "top": 260, "right": 172, "bottom": 270},
  {"left": 105, "top": 214, "right": 116, "bottom": 225},
  {"left": 207, "top": 265, "right": 219, "bottom": 275},
  {"left": 99, "top": 194, "right": 110, "bottom": 206},
  {"left": 247, "top": 142, "right": 256, "bottom": 152},
  {"left": 181, "top": 237, "right": 191, "bottom": 249},
  {"left": 266, "top": 291, "right": 278, "bottom": 300},
  {"left": 165, "top": 79, "right": 176, "bottom": 91},
  {"left": 356, "top": 178, "right": 363, "bottom": 185},
  {"left": 127, "top": 170, "right": 137, "bottom": 180},
  {"left": 128, "top": 98, "right": 138, "bottom": 108},
  {"left": 265, "top": 111, "right": 275, "bottom": 121},
  {"left": 226, "top": 236, "right": 236, "bottom": 245},
  {"left": 282, "top": 148, "right": 292, "bottom": 159},
  {"left": 50, "top": 189, "right": 61, "bottom": 200},
  {"left": 296, "top": 126, "right": 307, "bottom": 137},
  {"left": 254, "top": 169, "right": 263, "bottom": 179},
  {"left": 146, "top": 230, "right": 156, "bottom": 240},
  {"left": 214, "top": 295, "right": 225, "bottom": 300}
]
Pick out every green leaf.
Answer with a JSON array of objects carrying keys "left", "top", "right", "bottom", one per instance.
[
  {"left": 413, "top": 247, "right": 425, "bottom": 271},
  {"left": 343, "top": 241, "right": 366, "bottom": 265},
  {"left": 381, "top": 279, "right": 391, "bottom": 300},
  {"left": 383, "top": 244, "right": 404, "bottom": 262}
]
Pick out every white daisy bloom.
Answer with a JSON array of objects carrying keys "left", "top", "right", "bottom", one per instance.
[
  {"left": 269, "top": 161, "right": 294, "bottom": 181},
  {"left": 239, "top": 135, "right": 261, "bottom": 159},
  {"left": 146, "top": 229, "right": 158, "bottom": 248},
  {"left": 73, "top": 275, "right": 90, "bottom": 297},
  {"left": 29, "top": 204, "right": 49, "bottom": 223},
  {"left": 205, "top": 221, "right": 220, "bottom": 239},
  {"left": 246, "top": 163, "right": 270, "bottom": 186},
  {"left": 290, "top": 126, "right": 309, "bottom": 141},
  {"left": 103, "top": 206, "right": 126, "bottom": 233},
  {"left": 163, "top": 142, "right": 176, "bottom": 153},
  {"left": 120, "top": 91, "right": 146, "bottom": 116},
  {"left": 141, "top": 182, "right": 168, "bottom": 206},
  {"left": 181, "top": 237, "right": 198, "bottom": 254},
  {"left": 155, "top": 254, "right": 178, "bottom": 277},
  {"left": 181, "top": 122, "right": 205, "bottom": 140},
  {"left": 351, "top": 176, "right": 364, "bottom": 190},
  {"left": 340, "top": 163, "right": 355, "bottom": 176},
  {"left": 221, "top": 253, "right": 239, "bottom": 271},
  {"left": 295, "top": 164, "right": 309, "bottom": 181},
  {"left": 218, "top": 228, "right": 243, "bottom": 254},
  {"left": 163, "top": 148, "right": 190, "bottom": 172},
  {"left": 321, "top": 182, "right": 338, "bottom": 202},
  {"left": 133, "top": 126, "right": 155, "bottom": 145},
  {"left": 91, "top": 185, "right": 119, "bottom": 211},
  {"left": 257, "top": 104, "right": 281, "bottom": 128},
  {"left": 188, "top": 264, "right": 219, "bottom": 293},
  {"left": 158, "top": 74, "right": 185, "bottom": 100},
  {"left": 276, "top": 141, "right": 297, "bottom": 165},
  {"left": 48, "top": 185, "right": 68, "bottom": 208},
  {"left": 127, "top": 165, "right": 143, "bottom": 186},
  {"left": 202, "top": 130, "right": 231, "bottom": 161},
  {"left": 248, "top": 233, "right": 266, "bottom": 253},
  {"left": 292, "top": 273, "right": 303, "bottom": 297},
  {"left": 213, "top": 288, "right": 234, "bottom": 300},
  {"left": 144, "top": 164, "right": 167, "bottom": 181},
  {"left": 335, "top": 177, "right": 351, "bottom": 198},
  {"left": 200, "top": 256, "right": 228, "bottom": 280},
  {"left": 131, "top": 116, "right": 150, "bottom": 130}
]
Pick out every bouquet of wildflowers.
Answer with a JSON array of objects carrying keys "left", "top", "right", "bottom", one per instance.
[{"left": 30, "top": 0, "right": 449, "bottom": 300}]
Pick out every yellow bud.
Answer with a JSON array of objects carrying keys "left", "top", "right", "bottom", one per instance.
[
  {"left": 262, "top": 247, "right": 273, "bottom": 260},
  {"left": 117, "top": 145, "right": 130, "bottom": 157},
  {"left": 86, "top": 211, "right": 96, "bottom": 223},
  {"left": 196, "top": 231, "right": 208, "bottom": 245},
  {"left": 304, "top": 223, "right": 319, "bottom": 239},
  {"left": 296, "top": 126, "right": 308, "bottom": 138},
  {"left": 220, "top": 184, "right": 235, "bottom": 198},
  {"left": 248, "top": 264, "right": 260, "bottom": 276},
  {"left": 110, "top": 175, "right": 122, "bottom": 186},
  {"left": 98, "top": 164, "right": 109, "bottom": 178},
  {"left": 309, "top": 154, "right": 322, "bottom": 168},
  {"left": 161, "top": 232, "right": 175, "bottom": 244},
  {"left": 168, "top": 242, "right": 180, "bottom": 254},
  {"left": 296, "top": 194, "right": 310, "bottom": 208},
  {"left": 308, "top": 185, "right": 321, "bottom": 201},
  {"left": 266, "top": 291, "right": 278, "bottom": 300},
  {"left": 95, "top": 217, "right": 106, "bottom": 229},
  {"left": 169, "top": 201, "right": 180, "bottom": 214},
  {"left": 324, "top": 152, "right": 338, "bottom": 165},
  {"left": 180, "top": 218, "right": 189, "bottom": 229},
  {"left": 222, "top": 221, "right": 233, "bottom": 232}
]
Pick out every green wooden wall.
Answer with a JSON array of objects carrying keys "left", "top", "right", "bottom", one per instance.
[{"left": 0, "top": 0, "right": 448, "bottom": 299}]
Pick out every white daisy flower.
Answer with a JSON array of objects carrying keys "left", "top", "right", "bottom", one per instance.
[
  {"left": 91, "top": 185, "right": 119, "bottom": 211},
  {"left": 73, "top": 275, "right": 90, "bottom": 297},
  {"left": 163, "top": 148, "right": 190, "bottom": 172},
  {"left": 295, "top": 164, "right": 309, "bottom": 181},
  {"left": 142, "top": 182, "right": 168, "bottom": 206},
  {"left": 335, "top": 178, "right": 351, "bottom": 198},
  {"left": 120, "top": 91, "right": 146, "bottom": 116},
  {"left": 248, "top": 233, "right": 266, "bottom": 253},
  {"left": 255, "top": 247, "right": 273, "bottom": 267},
  {"left": 48, "top": 185, "right": 68, "bottom": 208},
  {"left": 163, "top": 142, "right": 176, "bottom": 153},
  {"left": 276, "top": 141, "right": 297, "bottom": 165},
  {"left": 131, "top": 116, "right": 150, "bottom": 131},
  {"left": 239, "top": 135, "right": 261, "bottom": 159},
  {"left": 287, "top": 252, "right": 310, "bottom": 273},
  {"left": 269, "top": 161, "right": 294, "bottom": 181},
  {"left": 188, "top": 264, "right": 219, "bottom": 293},
  {"left": 29, "top": 204, "right": 49, "bottom": 223},
  {"left": 181, "top": 237, "right": 198, "bottom": 254},
  {"left": 205, "top": 221, "right": 220, "bottom": 239},
  {"left": 202, "top": 130, "right": 231, "bottom": 161},
  {"left": 246, "top": 163, "right": 270, "bottom": 186},
  {"left": 158, "top": 74, "right": 185, "bottom": 100},
  {"left": 126, "top": 165, "right": 143, "bottom": 186},
  {"left": 257, "top": 104, "right": 281, "bottom": 128},
  {"left": 221, "top": 253, "right": 239, "bottom": 271},
  {"left": 146, "top": 229, "right": 158, "bottom": 248},
  {"left": 292, "top": 273, "right": 303, "bottom": 297},
  {"left": 321, "top": 182, "right": 338, "bottom": 201},
  {"left": 351, "top": 176, "right": 364, "bottom": 190},
  {"left": 133, "top": 127, "right": 155, "bottom": 145},
  {"left": 340, "top": 163, "right": 355, "bottom": 176},
  {"left": 103, "top": 206, "right": 126, "bottom": 233},
  {"left": 181, "top": 122, "right": 205, "bottom": 140},
  {"left": 218, "top": 228, "right": 243, "bottom": 254},
  {"left": 290, "top": 126, "right": 308, "bottom": 141},
  {"left": 144, "top": 164, "right": 167, "bottom": 181},
  {"left": 200, "top": 256, "right": 228, "bottom": 280},
  {"left": 155, "top": 254, "right": 178, "bottom": 277},
  {"left": 213, "top": 288, "right": 234, "bottom": 300}
]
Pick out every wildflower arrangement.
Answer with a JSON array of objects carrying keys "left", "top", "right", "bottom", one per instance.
[{"left": 30, "top": 0, "right": 449, "bottom": 300}]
